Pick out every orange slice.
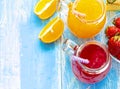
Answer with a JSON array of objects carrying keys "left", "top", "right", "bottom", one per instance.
[
  {"left": 39, "top": 17, "right": 64, "bottom": 43},
  {"left": 34, "top": 0, "right": 57, "bottom": 19}
]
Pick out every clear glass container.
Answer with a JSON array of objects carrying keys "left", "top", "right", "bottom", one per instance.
[
  {"left": 63, "top": 39, "right": 111, "bottom": 84},
  {"left": 59, "top": 0, "right": 106, "bottom": 38}
]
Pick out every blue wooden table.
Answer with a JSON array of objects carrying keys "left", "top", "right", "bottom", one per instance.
[{"left": 0, "top": 0, "right": 120, "bottom": 89}]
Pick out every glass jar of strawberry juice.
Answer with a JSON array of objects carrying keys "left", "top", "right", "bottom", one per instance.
[{"left": 63, "top": 39, "right": 111, "bottom": 84}]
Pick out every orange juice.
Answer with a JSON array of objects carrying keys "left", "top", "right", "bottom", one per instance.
[{"left": 67, "top": 0, "right": 106, "bottom": 38}]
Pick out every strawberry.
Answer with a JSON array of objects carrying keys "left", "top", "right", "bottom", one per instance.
[
  {"left": 108, "top": 35, "right": 120, "bottom": 58},
  {"left": 113, "top": 17, "right": 120, "bottom": 28},
  {"left": 117, "top": 54, "right": 120, "bottom": 60},
  {"left": 105, "top": 26, "right": 120, "bottom": 38}
]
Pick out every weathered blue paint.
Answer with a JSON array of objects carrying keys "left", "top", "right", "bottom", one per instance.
[{"left": 0, "top": 0, "right": 120, "bottom": 89}]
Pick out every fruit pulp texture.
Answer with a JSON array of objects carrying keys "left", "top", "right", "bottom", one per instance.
[
  {"left": 34, "top": 0, "right": 57, "bottom": 19},
  {"left": 39, "top": 17, "right": 64, "bottom": 43},
  {"left": 75, "top": 0, "right": 102, "bottom": 21},
  {"left": 80, "top": 44, "right": 106, "bottom": 68},
  {"left": 67, "top": 0, "right": 106, "bottom": 38},
  {"left": 72, "top": 44, "right": 111, "bottom": 84}
]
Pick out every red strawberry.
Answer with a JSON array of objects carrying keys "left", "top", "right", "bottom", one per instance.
[
  {"left": 105, "top": 26, "right": 120, "bottom": 38},
  {"left": 108, "top": 35, "right": 120, "bottom": 58},
  {"left": 117, "top": 54, "right": 120, "bottom": 60},
  {"left": 113, "top": 17, "right": 120, "bottom": 28}
]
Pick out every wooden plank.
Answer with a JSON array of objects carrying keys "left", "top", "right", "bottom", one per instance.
[
  {"left": 0, "top": 0, "right": 120, "bottom": 89},
  {"left": 0, "top": 0, "right": 61, "bottom": 89},
  {"left": 0, "top": 0, "right": 21, "bottom": 89}
]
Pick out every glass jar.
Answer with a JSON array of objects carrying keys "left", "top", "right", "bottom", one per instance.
[
  {"left": 67, "top": 0, "right": 106, "bottom": 38},
  {"left": 63, "top": 39, "right": 111, "bottom": 84}
]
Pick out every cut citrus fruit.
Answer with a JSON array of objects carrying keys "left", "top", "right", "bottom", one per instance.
[
  {"left": 34, "top": 0, "right": 57, "bottom": 19},
  {"left": 39, "top": 17, "right": 64, "bottom": 43}
]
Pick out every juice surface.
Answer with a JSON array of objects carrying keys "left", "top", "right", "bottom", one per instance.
[
  {"left": 75, "top": 0, "right": 103, "bottom": 20},
  {"left": 79, "top": 44, "right": 107, "bottom": 68},
  {"left": 71, "top": 43, "right": 110, "bottom": 83},
  {"left": 67, "top": 0, "right": 106, "bottom": 38}
]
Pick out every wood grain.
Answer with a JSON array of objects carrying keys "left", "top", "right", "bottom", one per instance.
[{"left": 0, "top": 0, "right": 120, "bottom": 89}]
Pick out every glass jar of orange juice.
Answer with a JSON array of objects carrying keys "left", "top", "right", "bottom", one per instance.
[{"left": 67, "top": 0, "right": 106, "bottom": 38}]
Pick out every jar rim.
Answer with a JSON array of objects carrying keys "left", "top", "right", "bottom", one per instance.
[
  {"left": 72, "top": 0, "right": 106, "bottom": 23},
  {"left": 76, "top": 40, "right": 111, "bottom": 74}
]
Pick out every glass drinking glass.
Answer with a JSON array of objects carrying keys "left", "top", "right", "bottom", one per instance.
[
  {"left": 67, "top": 0, "right": 106, "bottom": 38},
  {"left": 63, "top": 39, "right": 111, "bottom": 84}
]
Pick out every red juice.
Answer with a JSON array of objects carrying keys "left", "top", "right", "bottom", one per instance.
[
  {"left": 80, "top": 44, "right": 107, "bottom": 68},
  {"left": 71, "top": 42, "right": 111, "bottom": 84}
]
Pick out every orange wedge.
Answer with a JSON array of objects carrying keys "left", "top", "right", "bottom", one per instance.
[
  {"left": 34, "top": 0, "right": 57, "bottom": 19},
  {"left": 39, "top": 17, "right": 64, "bottom": 43}
]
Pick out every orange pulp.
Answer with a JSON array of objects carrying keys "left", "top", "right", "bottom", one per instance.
[{"left": 67, "top": 0, "right": 106, "bottom": 38}]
